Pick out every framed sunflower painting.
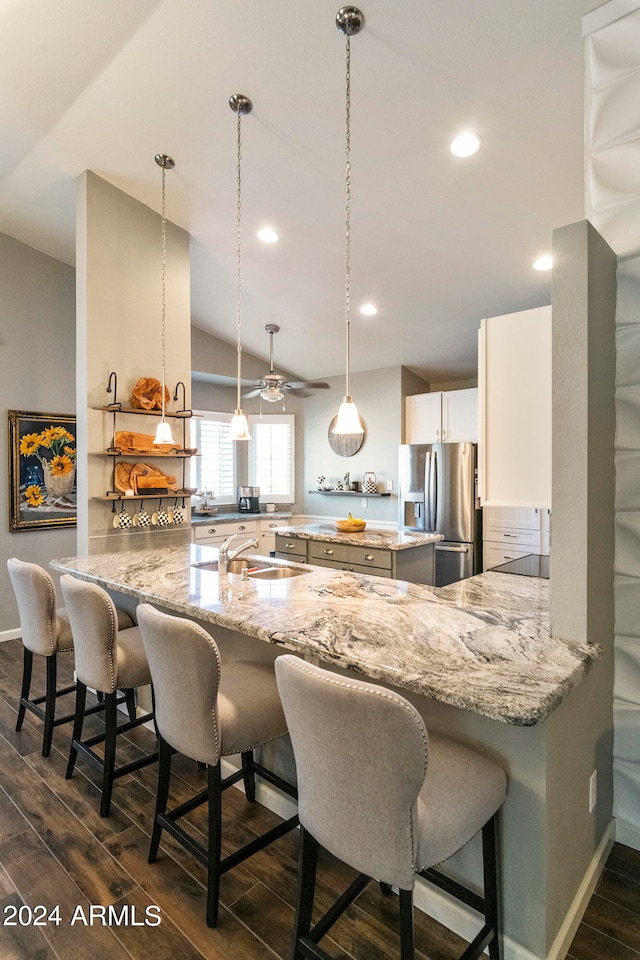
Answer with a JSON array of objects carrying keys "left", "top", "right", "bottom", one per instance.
[{"left": 8, "top": 410, "right": 77, "bottom": 531}]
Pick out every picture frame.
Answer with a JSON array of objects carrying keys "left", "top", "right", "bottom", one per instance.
[{"left": 8, "top": 410, "right": 77, "bottom": 532}]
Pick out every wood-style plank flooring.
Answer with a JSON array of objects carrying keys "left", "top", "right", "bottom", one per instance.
[{"left": 0, "top": 637, "right": 637, "bottom": 960}]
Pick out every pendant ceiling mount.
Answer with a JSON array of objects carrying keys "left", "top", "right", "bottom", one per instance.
[
  {"left": 336, "top": 6, "right": 364, "bottom": 35},
  {"left": 229, "top": 94, "right": 252, "bottom": 116},
  {"left": 154, "top": 153, "right": 175, "bottom": 170}
]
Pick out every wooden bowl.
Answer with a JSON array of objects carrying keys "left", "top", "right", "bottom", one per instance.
[{"left": 335, "top": 519, "right": 366, "bottom": 532}]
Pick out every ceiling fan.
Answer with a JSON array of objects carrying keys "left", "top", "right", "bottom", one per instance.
[{"left": 244, "top": 324, "right": 330, "bottom": 405}]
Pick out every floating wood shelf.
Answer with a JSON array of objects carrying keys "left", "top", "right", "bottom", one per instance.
[
  {"left": 93, "top": 450, "right": 196, "bottom": 458},
  {"left": 93, "top": 405, "right": 198, "bottom": 419}
]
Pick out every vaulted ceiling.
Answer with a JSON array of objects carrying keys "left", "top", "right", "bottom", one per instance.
[{"left": 0, "top": 0, "right": 604, "bottom": 382}]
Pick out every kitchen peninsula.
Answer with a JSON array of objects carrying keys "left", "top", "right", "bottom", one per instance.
[{"left": 50, "top": 545, "right": 605, "bottom": 959}]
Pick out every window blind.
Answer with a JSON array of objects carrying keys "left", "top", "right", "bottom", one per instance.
[
  {"left": 249, "top": 415, "right": 295, "bottom": 502},
  {"left": 190, "top": 414, "right": 235, "bottom": 501}
]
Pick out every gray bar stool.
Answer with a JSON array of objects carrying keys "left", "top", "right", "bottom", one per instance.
[
  {"left": 60, "top": 574, "right": 157, "bottom": 817},
  {"left": 136, "top": 602, "right": 298, "bottom": 928},
  {"left": 7, "top": 558, "right": 134, "bottom": 757},
  {"left": 275, "top": 654, "right": 507, "bottom": 960}
]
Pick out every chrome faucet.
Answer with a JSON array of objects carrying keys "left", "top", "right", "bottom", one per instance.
[{"left": 218, "top": 533, "right": 259, "bottom": 576}]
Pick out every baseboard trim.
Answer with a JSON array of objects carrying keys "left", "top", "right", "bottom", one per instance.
[
  {"left": 614, "top": 817, "right": 640, "bottom": 852},
  {"left": 0, "top": 628, "right": 21, "bottom": 643}
]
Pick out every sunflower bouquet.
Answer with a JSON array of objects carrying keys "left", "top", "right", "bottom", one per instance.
[{"left": 20, "top": 426, "right": 76, "bottom": 506}]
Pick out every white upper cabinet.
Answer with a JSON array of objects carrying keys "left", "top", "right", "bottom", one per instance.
[
  {"left": 478, "top": 305, "right": 551, "bottom": 508},
  {"left": 405, "top": 388, "right": 478, "bottom": 444}
]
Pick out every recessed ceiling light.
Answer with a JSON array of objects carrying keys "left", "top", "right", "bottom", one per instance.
[
  {"left": 257, "top": 227, "right": 279, "bottom": 243},
  {"left": 450, "top": 133, "right": 482, "bottom": 158},
  {"left": 360, "top": 303, "right": 377, "bottom": 316},
  {"left": 533, "top": 255, "right": 553, "bottom": 271}
]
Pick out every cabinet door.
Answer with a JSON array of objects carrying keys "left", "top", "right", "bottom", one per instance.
[
  {"left": 479, "top": 306, "right": 551, "bottom": 507},
  {"left": 483, "top": 542, "right": 533, "bottom": 571},
  {"left": 405, "top": 393, "right": 442, "bottom": 443},
  {"left": 442, "top": 388, "right": 478, "bottom": 442}
]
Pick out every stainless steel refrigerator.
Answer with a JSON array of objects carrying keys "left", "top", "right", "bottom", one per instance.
[{"left": 398, "top": 442, "right": 482, "bottom": 586}]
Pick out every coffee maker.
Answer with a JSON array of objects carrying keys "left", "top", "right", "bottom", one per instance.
[{"left": 238, "top": 486, "right": 260, "bottom": 513}]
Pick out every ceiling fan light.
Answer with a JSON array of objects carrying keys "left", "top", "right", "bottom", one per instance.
[
  {"left": 261, "top": 386, "right": 284, "bottom": 402},
  {"left": 153, "top": 417, "right": 175, "bottom": 445},
  {"left": 230, "top": 409, "right": 252, "bottom": 441},
  {"left": 333, "top": 397, "right": 364, "bottom": 434}
]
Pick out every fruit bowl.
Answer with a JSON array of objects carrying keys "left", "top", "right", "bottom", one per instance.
[{"left": 335, "top": 518, "right": 366, "bottom": 532}]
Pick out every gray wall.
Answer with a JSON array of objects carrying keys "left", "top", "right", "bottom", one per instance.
[{"left": 0, "top": 234, "right": 76, "bottom": 635}]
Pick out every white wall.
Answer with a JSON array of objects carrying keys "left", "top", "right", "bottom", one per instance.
[
  {"left": 0, "top": 234, "right": 76, "bottom": 635},
  {"left": 584, "top": 0, "right": 640, "bottom": 849},
  {"left": 76, "top": 172, "right": 192, "bottom": 554}
]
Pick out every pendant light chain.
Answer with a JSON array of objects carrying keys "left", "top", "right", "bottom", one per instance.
[
  {"left": 160, "top": 163, "right": 168, "bottom": 399},
  {"left": 344, "top": 30, "right": 352, "bottom": 401},
  {"left": 236, "top": 107, "right": 243, "bottom": 412}
]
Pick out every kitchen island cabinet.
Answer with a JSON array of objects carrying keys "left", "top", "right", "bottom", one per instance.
[
  {"left": 50, "top": 546, "right": 607, "bottom": 960},
  {"left": 275, "top": 522, "right": 440, "bottom": 585}
]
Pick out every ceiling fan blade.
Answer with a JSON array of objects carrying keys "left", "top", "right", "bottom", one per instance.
[
  {"left": 286, "top": 388, "right": 313, "bottom": 398},
  {"left": 287, "top": 381, "right": 330, "bottom": 390},
  {"left": 243, "top": 388, "right": 263, "bottom": 399}
]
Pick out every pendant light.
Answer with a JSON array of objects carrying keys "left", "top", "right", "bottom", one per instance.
[
  {"left": 153, "top": 153, "right": 176, "bottom": 446},
  {"left": 332, "top": 6, "right": 364, "bottom": 436},
  {"left": 229, "top": 93, "right": 253, "bottom": 441}
]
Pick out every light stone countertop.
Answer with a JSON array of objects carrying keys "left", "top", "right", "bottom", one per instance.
[
  {"left": 191, "top": 511, "right": 292, "bottom": 526},
  {"left": 273, "top": 522, "right": 442, "bottom": 550},
  {"left": 51, "top": 544, "right": 601, "bottom": 727}
]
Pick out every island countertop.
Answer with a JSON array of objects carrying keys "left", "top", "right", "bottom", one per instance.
[
  {"left": 50, "top": 544, "right": 600, "bottom": 727},
  {"left": 272, "top": 522, "right": 442, "bottom": 550}
]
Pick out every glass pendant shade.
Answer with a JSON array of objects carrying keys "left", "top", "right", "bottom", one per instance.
[
  {"left": 230, "top": 410, "right": 252, "bottom": 441},
  {"left": 261, "top": 386, "right": 284, "bottom": 402},
  {"left": 333, "top": 396, "right": 364, "bottom": 434},
  {"left": 153, "top": 417, "right": 175, "bottom": 445}
]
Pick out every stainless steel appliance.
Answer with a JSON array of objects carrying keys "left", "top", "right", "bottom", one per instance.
[
  {"left": 398, "top": 442, "right": 482, "bottom": 586},
  {"left": 238, "top": 486, "right": 260, "bottom": 513}
]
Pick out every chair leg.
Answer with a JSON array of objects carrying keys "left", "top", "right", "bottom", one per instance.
[
  {"left": 291, "top": 826, "right": 319, "bottom": 960},
  {"left": 483, "top": 815, "right": 502, "bottom": 960},
  {"left": 15, "top": 647, "right": 33, "bottom": 732},
  {"left": 149, "top": 737, "right": 172, "bottom": 863},
  {"left": 100, "top": 693, "right": 118, "bottom": 817},
  {"left": 124, "top": 688, "right": 137, "bottom": 722},
  {"left": 66, "top": 681, "right": 87, "bottom": 779},
  {"left": 42, "top": 654, "right": 58, "bottom": 758},
  {"left": 398, "top": 888, "right": 415, "bottom": 960},
  {"left": 206, "top": 762, "right": 223, "bottom": 928},
  {"left": 241, "top": 750, "right": 256, "bottom": 802}
]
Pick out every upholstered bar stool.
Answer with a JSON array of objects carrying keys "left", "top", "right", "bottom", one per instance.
[
  {"left": 136, "top": 603, "right": 298, "bottom": 928},
  {"left": 275, "top": 655, "right": 507, "bottom": 960},
  {"left": 7, "top": 558, "right": 134, "bottom": 757},
  {"left": 60, "top": 574, "right": 157, "bottom": 817}
]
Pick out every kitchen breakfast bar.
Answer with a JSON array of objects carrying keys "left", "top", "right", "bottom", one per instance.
[{"left": 51, "top": 544, "right": 604, "bottom": 960}]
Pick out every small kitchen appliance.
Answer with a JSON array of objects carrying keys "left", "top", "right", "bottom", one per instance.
[{"left": 238, "top": 486, "right": 260, "bottom": 513}]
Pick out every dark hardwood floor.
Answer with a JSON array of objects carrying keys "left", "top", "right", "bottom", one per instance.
[{"left": 0, "top": 637, "right": 637, "bottom": 960}]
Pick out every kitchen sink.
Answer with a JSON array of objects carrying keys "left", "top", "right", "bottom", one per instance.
[{"left": 192, "top": 557, "right": 310, "bottom": 578}]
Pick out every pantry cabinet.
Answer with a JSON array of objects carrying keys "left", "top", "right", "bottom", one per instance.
[{"left": 405, "top": 388, "right": 478, "bottom": 444}]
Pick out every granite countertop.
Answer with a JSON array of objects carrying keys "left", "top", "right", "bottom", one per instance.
[
  {"left": 273, "top": 522, "right": 442, "bottom": 550},
  {"left": 51, "top": 544, "right": 601, "bottom": 727}
]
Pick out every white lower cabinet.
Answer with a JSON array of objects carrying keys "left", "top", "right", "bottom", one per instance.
[
  {"left": 483, "top": 506, "right": 550, "bottom": 571},
  {"left": 259, "top": 518, "right": 281, "bottom": 555},
  {"left": 193, "top": 519, "right": 258, "bottom": 547}
]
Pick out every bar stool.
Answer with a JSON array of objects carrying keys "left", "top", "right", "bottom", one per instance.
[
  {"left": 7, "top": 558, "right": 134, "bottom": 757},
  {"left": 60, "top": 574, "right": 157, "bottom": 817},
  {"left": 275, "top": 655, "right": 507, "bottom": 960},
  {"left": 136, "top": 603, "right": 298, "bottom": 928}
]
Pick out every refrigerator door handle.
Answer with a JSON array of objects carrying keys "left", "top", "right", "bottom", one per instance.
[
  {"left": 425, "top": 452, "right": 434, "bottom": 532},
  {"left": 436, "top": 544, "right": 470, "bottom": 553}
]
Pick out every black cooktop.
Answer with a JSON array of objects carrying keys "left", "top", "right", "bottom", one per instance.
[{"left": 492, "top": 554, "right": 550, "bottom": 579}]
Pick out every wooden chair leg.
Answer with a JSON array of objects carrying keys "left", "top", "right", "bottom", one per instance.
[
  {"left": 66, "top": 681, "right": 87, "bottom": 779},
  {"left": 149, "top": 737, "right": 172, "bottom": 863},
  {"left": 241, "top": 750, "right": 256, "bottom": 802},
  {"left": 206, "top": 762, "right": 223, "bottom": 928},
  {"left": 42, "top": 654, "right": 57, "bottom": 757},
  {"left": 398, "top": 888, "right": 415, "bottom": 960},
  {"left": 124, "top": 688, "right": 137, "bottom": 722},
  {"left": 100, "top": 693, "right": 118, "bottom": 817},
  {"left": 291, "top": 826, "right": 319, "bottom": 960},
  {"left": 16, "top": 647, "right": 33, "bottom": 732}
]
